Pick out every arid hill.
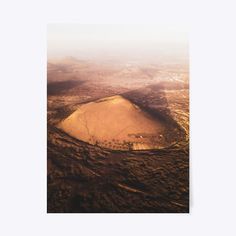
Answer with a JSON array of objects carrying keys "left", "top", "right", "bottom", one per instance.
[{"left": 58, "top": 95, "right": 168, "bottom": 150}]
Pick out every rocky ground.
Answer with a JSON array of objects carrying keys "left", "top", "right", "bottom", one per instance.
[{"left": 47, "top": 59, "right": 189, "bottom": 213}]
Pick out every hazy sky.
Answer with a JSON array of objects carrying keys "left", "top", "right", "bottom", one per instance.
[{"left": 47, "top": 24, "right": 188, "bottom": 63}]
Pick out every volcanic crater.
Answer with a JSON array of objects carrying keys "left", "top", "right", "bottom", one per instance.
[{"left": 58, "top": 95, "right": 174, "bottom": 150}]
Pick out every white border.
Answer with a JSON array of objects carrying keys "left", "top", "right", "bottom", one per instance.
[{"left": 0, "top": 0, "right": 236, "bottom": 235}]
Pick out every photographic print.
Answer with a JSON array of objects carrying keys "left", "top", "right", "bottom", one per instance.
[{"left": 47, "top": 24, "right": 189, "bottom": 213}]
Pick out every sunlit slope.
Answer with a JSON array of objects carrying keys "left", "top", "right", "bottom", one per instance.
[{"left": 59, "top": 95, "right": 166, "bottom": 150}]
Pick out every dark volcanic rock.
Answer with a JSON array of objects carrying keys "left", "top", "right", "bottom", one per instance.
[{"left": 47, "top": 125, "right": 189, "bottom": 213}]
